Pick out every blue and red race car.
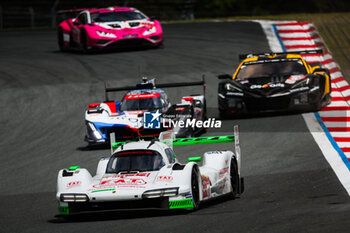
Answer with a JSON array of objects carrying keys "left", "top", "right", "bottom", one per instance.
[{"left": 85, "top": 78, "right": 207, "bottom": 146}]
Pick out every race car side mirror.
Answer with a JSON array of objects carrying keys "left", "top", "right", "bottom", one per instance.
[
  {"left": 73, "top": 20, "right": 81, "bottom": 26},
  {"left": 217, "top": 74, "right": 232, "bottom": 80}
]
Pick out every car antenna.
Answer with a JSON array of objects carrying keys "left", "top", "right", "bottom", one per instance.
[{"left": 147, "top": 138, "right": 158, "bottom": 148}]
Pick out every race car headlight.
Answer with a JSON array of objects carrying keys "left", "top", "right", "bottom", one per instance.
[
  {"left": 291, "top": 78, "right": 310, "bottom": 89},
  {"left": 96, "top": 31, "right": 117, "bottom": 38},
  {"left": 60, "top": 194, "right": 88, "bottom": 202},
  {"left": 88, "top": 122, "right": 102, "bottom": 139},
  {"left": 142, "top": 188, "right": 179, "bottom": 199},
  {"left": 225, "top": 83, "right": 242, "bottom": 92},
  {"left": 143, "top": 26, "right": 156, "bottom": 36}
]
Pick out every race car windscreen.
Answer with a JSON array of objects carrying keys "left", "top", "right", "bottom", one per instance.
[
  {"left": 236, "top": 60, "right": 308, "bottom": 80},
  {"left": 107, "top": 150, "right": 165, "bottom": 173},
  {"left": 91, "top": 11, "right": 146, "bottom": 22},
  {"left": 120, "top": 95, "right": 162, "bottom": 111}
]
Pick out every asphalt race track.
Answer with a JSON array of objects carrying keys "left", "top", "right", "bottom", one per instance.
[{"left": 0, "top": 21, "right": 350, "bottom": 233}]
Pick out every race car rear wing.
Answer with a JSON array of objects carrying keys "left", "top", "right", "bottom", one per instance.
[
  {"left": 110, "top": 125, "right": 241, "bottom": 165},
  {"left": 104, "top": 75, "right": 206, "bottom": 101},
  {"left": 239, "top": 49, "right": 323, "bottom": 61}
]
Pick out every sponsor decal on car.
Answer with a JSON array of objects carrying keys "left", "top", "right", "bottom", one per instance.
[
  {"left": 250, "top": 83, "right": 285, "bottom": 89},
  {"left": 175, "top": 107, "right": 185, "bottom": 111},
  {"left": 93, "top": 178, "right": 147, "bottom": 189},
  {"left": 201, "top": 175, "right": 211, "bottom": 198},
  {"left": 156, "top": 176, "right": 173, "bottom": 182},
  {"left": 103, "top": 173, "right": 151, "bottom": 179},
  {"left": 91, "top": 173, "right": 151, "bottom": 189},
  {"left": 125, "top": 93, "right": 160, "bottom": 99},
  {"left": 66, "top": 181, "right": 82, "bottom": 189}
]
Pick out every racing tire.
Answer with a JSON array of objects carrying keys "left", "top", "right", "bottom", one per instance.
[
  {"left": 157, "top": 41, "right": 164, "bottom": 49},
  {"left": 219, "top": 109, "right": 230, "bottom": 119},
  {"left": 57, "top": 28, "right": 66, "bottom": 52},
  {"left": 81, "top": 30, "right": 89, "bottom": 53},
  {"left": 229, "top": 159, "right": 239, "bottom": 199},
  {"left": 191, "top": 166, "right": 200, "bottom": 210},
  {"left": 321, "top": 93, "right": 332, "bottom": 108}
]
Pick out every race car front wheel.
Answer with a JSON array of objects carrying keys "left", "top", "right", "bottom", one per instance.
[
  {"left": 230, "top": 159, "right": 239, "bottom": 198},
  {"left": 81, "top": 30, "right": 89, "bottom": 53},
  {"left": 57, "top": 28, "right": 66, "bottom": 51},
  {"left": 191, "top": 166, "right": 200, "bottom": 210}
]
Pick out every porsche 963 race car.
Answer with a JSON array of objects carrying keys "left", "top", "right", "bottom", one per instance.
[
  {"left": 56, "top": 127, "right": 244, "bottom": 215},
  {"left": 85, "top": 77, "right": 207, "bottom": 145},
  {"left": 57, "top": 6, "right": 163, "bottom": 52},
  {"left": 218, "top": 50, "right": 331, "bottom": 117}
]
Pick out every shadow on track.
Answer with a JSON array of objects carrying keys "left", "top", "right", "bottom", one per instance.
[
  {"left": 53, "top": 44, "right": 164, "bottom": 56},
  {"left": 76, "top": 144, "right": 110, "bottom": 151},
  {"left": 48, "top": 195, "right": 238, "bottom": 223}
]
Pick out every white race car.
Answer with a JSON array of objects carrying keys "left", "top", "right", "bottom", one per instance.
[{"left": 56, "top": 127, "right": 244, "bottom": 215}]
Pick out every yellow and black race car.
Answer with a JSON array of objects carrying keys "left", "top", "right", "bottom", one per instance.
[{"left": 218, "top": 50, "right": 331, "bottom": 117}]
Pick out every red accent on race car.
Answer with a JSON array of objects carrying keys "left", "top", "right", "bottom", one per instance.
[
  {"left": 89, "top": 103, "right": 100, "bottom": 110},
  {"left": 182, "top": 97, "right": 194, "bottom": 103},
  {"left": 124, "top": 93, "right": 160, "bottom": 99},
  {"left": 117, "top": 151, "right": 153, "bottom": 155},
  {"left": 105, "top": 102, "right": 117, "bottom": 114}
]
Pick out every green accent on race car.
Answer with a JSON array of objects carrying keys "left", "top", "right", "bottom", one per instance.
[
  {"left": 59, "top": 206, "right": 69, "bottom": 215},
  {"left": 112, "top": 135, "right": 235, "bottom": 150},
  {"left": 91, "top": 188, "right": 116, "bottom": 193},
  {"left": 173, "top": 135, "right": 234, "bottom": 145},
  {"left": 169, "top": 198, "right": 194, "bottom": 209},
  {"left": 69, "top": 165, "right": 80, "bottom": 171},
  {"left": 188, "top": 156, "right": 202, "bottom": 162}
]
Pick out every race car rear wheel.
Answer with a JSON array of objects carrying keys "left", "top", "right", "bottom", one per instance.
[
  {"left": 230, "top": 159, "right": 239, "bottom": 198},
  {"left": 191, "top": 166, "right": 200, "bottom": 210}
]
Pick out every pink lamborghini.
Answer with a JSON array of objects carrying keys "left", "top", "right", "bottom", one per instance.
[{"left": 57, "top": 6, "right": 163, "bottom": 52}]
